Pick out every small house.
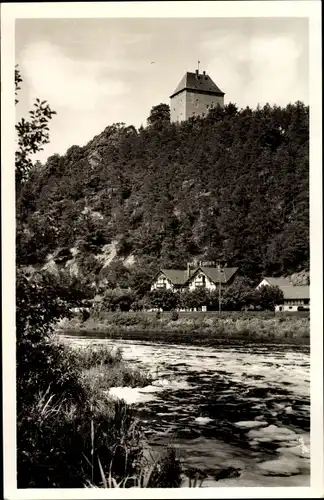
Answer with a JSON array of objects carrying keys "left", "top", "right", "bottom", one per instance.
[
  {"left": 275, "top": 286, "right": 310, "bottom": 312},
  {"left": 150, "top": 269, "right": 190, "bottom": 292},
  {"left": 256, "top": 277, "right": 310, "bottom": 312},
  {"left": 187, "top": 266, "right": 238, "bottom": 291},
  {"left": 151, "top": 264, "right": 239, "bottom": 293}
]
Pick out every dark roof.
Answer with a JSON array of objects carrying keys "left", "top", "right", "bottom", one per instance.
[
  {"left": 193, "top": 267, "right": 239, "bottom": 284},
  {"left": 279, "top": 285, "right": 310, "bottom": 300},
  {"left": 160, "top": 269, "right": 189, "bottom": 285},
  {"left": 170, "top": 71, "right": 225, "bottom": 99},
  {"left": 156, "top": 266, "right": 238, "bottom": 286},
  {"left": 263, "top": 277, "right": 290, "bottom": 287}
]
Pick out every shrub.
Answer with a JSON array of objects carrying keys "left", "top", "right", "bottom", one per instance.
[
  {"left": 171, "top": 311, "right": 179, "bottom": 321},
  {"left": 148, "top": 289, "right": 180, "bottom": 311},
  {"left": 82, "top": 308, "right": 91, "bottom": 322},
  {"left": 253, "top": 285, "right": 284, "bottom": 311}
]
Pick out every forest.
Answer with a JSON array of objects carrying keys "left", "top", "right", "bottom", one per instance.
[{"left": 17, "top": 99, "right": 309, "bottom": 295}]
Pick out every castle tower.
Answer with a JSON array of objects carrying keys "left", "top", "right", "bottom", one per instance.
[{"left": 170, "top": 69, "right": 225, "bottom": 123}]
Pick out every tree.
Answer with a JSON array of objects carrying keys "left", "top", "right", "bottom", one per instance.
[
  {"left": 253, "top": 285, "right": 284, "bottom": 311},
  {"left": 181, "top": 288, "right": 211, "bottom": 310},
  {"left": 148, "top": 289, "right": 180, "bottom": 311},
  {"left": 128, "top": 266, "right": 155, "bottom": 298},
  {"left": 15, "top": 65, "right": 57, "bottom": 187},
  {"left": 147, "top": 103, "right": 170, "bottom": 128},
  {"left": 16, "top": 99, "right": 309, "bottom": 281},
  {"left": 222, "top": 276, "right": 255, "bottom": 310},
  {"left": 101, "top": 288, "right": 135, "bottom": 311}
]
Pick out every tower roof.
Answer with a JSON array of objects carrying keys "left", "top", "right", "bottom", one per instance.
[{"left": 170, "top": 71, "right": 224, "bottom": 99}]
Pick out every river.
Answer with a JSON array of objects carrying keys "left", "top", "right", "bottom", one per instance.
[{"left": 61, "top": 334, "right": 310, "bottom": 487}]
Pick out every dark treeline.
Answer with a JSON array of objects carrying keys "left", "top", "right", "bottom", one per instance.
[{"left": 17, "top": 101, "right": 309, "bottom": 288}]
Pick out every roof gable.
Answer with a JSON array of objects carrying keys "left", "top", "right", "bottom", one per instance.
[
  {"left": 190, "top": 267, "right": 239, "bottom": 285},
  {"left": 160, "top": 269, "right": 189, "bottom": 285},
  {"left": 170, "top": 71, "right": 224, "bottom": 99}
]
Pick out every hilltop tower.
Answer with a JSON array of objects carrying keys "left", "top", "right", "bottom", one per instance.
[{"left": 170, "top": 69, "right": 225, "bottom": 123}]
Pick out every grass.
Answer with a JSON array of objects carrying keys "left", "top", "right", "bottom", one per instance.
[
  {"left": 17, "top": 340, "right": 170, "bottom": 488},
  {"left": 66, "top": 343, "right": 153, "bottom": 391},
  {"left": 58, "top": 310, "right": 310, "bottom": 346},
  {"left": 86, "top": 447, "right": 184, "bottom": 488}
]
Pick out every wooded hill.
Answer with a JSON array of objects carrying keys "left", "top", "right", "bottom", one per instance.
[{"left": 17, "top": 102, "right": 309, "bottom": 293}]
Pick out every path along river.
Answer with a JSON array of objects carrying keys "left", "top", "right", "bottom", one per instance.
[{"left": 61, "top": 334, "right": 310, "bottom": 487}]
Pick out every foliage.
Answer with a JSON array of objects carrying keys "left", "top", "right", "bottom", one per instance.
[
  {"left": 180, "top": 288, "right": 212, "bottom": 310},
  {"left": 101, "top": 288, "right": 136, "bottom": 312},
  {"left": 147, "top": 103, "right": 171, "bottom": 128},
  {"left": 171, "top": 310, "right": 179, "bottom": 321},
  {"left": 15, "top": 65, "right": 57, "bottom": 187},
  {"left": 18, "top": 396, "right": 144, "bottom": 488},
  {"left": 16, "top": 269, "right": 85, "bottom": 409},
  {"left": 99, "top": 260, "right": 130, "bottom": 289},
  {"left": 15, "top": 69, "right": 153, "bottom": 490},
  {"left": 69, "top": 345, "right": 123, "bottom": 370},
  {"left": 222, "top": 276, "right": 255, "bottom": 310},
  {"left": 148, "top": 289, "right": 180, "bottom": 311},
  {"left": 61, "top": 311, "right": 309, "bottom": 345},
  {"left": 253, "top": 285, "right": 284, "bottom": 311},
  {"left": 17, "top": 100, "right": 309, "bottom": 284},
  {"left": 87, "top": 447, "right": 183, "bottom": 488}
]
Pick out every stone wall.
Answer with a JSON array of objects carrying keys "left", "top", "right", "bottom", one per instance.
[{"left": 170, "top": 90, "right": 224, "bottom": 123}]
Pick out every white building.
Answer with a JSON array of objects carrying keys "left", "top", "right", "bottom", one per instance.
[
  {"left": 151, "top": 265, "right": 239, "bottom": 293},
  {"left": 256, "top": 277, "right": 310, "bottom": 312}
]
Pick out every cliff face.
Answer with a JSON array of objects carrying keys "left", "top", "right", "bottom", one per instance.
[{"left": 17, "top": 102, "right": 309, "bottom": 288}]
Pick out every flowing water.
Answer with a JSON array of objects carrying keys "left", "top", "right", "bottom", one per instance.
[{"left": 61, "top": 333, "right": 310, "bottom": 487}]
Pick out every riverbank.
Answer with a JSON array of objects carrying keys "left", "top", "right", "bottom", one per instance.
[{"left": 57, "top": 311, "right": 310, "bottom": 346}]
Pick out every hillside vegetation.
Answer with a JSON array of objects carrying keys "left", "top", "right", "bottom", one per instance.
[{"left": 17, "top": 102, "right": 309, "bottom": 293}]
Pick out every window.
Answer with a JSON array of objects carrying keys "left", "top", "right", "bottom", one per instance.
[
  {"left": 195, "top": 274, "right": 206, "bottom": 287},
  {"left": 289, "top": 306, "right": 293, "bottom": 309}
]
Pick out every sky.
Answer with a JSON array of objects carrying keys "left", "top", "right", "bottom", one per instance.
[{"left": 15, "top": 17, "right": 309, "bottom": 162}]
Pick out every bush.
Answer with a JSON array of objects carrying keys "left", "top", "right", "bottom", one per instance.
[
  {"left": 16, "top": 270, "right": 146, "bottom": 488},
  {"left": 82, "top": 308, "right": 91, "bottom": 322},
  {"left": 101, "top": 289, "right": 136, "bottom": 312},
  {"left": 148, "top": 289, "right": 180, "bottom": 311},
  {"left": 253, "top": 285, "right": 284, "bottom": 311},
  {"left": 171, "top": 311, "right": 179, "bottom": 321}
]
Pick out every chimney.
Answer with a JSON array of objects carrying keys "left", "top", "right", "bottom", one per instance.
[
  {"left": 187, "top": 262, "right": 191, "bottom": 278},
  {"left": 203, "top": 70, "right": 206, "bottom": 76},
  {"left": 195, "top": 69, "right": 199, "bottom": 79}
]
